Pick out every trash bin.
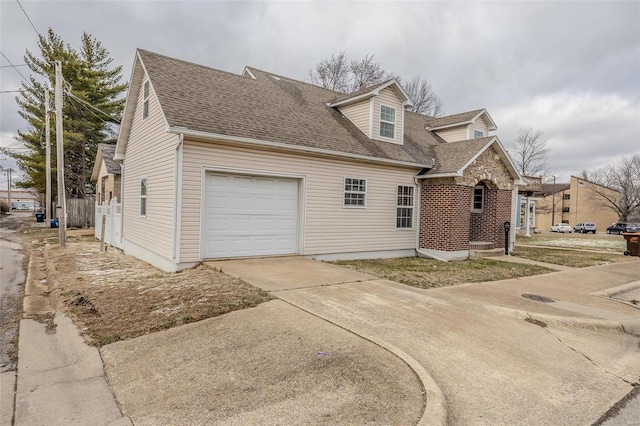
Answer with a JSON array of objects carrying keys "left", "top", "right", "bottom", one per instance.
[
  {"left": 35, "top": 213, "right": 45, "bottom": 222},
  {"left": 50, "top": 218, "right": 59, "bottom": 228},
  {"left": 622, "top": 232, "right": 640, "bottom": 256}
]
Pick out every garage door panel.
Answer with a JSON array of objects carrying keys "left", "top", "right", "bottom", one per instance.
[{"left": 203, "top": 173, "right": 299, "bottom": 258}]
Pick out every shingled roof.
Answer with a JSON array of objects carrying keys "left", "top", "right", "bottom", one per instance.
[
  {"left": 122, "top": 49, "right": 515, "bottom": 178},
  {"left": 98, "top": 144, "right": 120, "bottom": 174}
]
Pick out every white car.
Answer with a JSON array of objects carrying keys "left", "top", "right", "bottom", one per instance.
[{"left": 550, "top": 223, "right": 573, "bottom": 233}]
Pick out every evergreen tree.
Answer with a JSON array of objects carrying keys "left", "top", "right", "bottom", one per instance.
[{"left": 5, "top": 29, "right": 127, "bottom": 198}]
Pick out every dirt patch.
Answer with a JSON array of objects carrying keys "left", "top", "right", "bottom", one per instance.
[
  {"left": 333, "top": 257, "right": 553, "bottom": 289},
  {"left": 44, "top": 239, "right": 273, "bottom": 346},
  {"left": 510, "top": 246, "right": 636, "bottom": 268}
]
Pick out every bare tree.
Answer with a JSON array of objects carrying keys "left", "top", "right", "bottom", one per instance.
[
  {"left": 511, "top": 127, "right": 549, "bottom": 176},
  {"left": 349, "top": 54, "right": 386, "bottom": 92},
  {"left": 400, "top": 76, "right": 445, "bottom": 117},
  {"left": 307, "top": 51, "right": 351, "bottom": 93},
  {"left": 308, "top": 52, "right": 445, "bottom": 117},
  {"left": 579, "top": 154, "right": 640, "bottom": 221}
]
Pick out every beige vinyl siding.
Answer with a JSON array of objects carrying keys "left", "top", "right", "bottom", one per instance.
[
  {"left": 338, "top": 100, "right": 371, "bottom": 137},
  {"left": 96, "top": 162, "right": 108, "bottom": 202},
  {"left": 180, "top": 140, "right": 419, "bottom": 262},
  {"left": 470, "top": 117, "right": 489, "bottom": 137},
  {"left": 122, "top": 77, "right": 178, "bottom": 261},
  {"left": 373, "top": 87, "right": 404, "bottom": 144},
  {"left": 434, "top": 125, "right": 469, "bottom": 142}
]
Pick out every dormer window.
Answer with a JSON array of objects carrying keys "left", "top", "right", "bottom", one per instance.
[
  {"left": 380, "top": 105, "right": 395, "bottom": 139},
  {"left": 473, "top": 130, "right": 484, "bottom": 139},
  {"left": 142, "top": 81, "right": 150, "bottom": 120}
]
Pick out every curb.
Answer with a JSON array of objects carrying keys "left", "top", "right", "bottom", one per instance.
[{"left": 278, "top": 299, "right": 448, "bottom": 426}]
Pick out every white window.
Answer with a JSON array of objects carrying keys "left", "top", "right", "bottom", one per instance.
[
  {"left": 140, "top": 178, "right": 147, "bottom": 216},
  {"left": 474, "top": 130, "right": 484, "bottom": 139},
  {"left": 344, "top": 178, "right": 366, "bottom": 207},
  {"left": 380, "top": 105, "right": 395, "bottom": 139},
  {"left": 472, "top": 185, "right": 484, "bottom": 212},
  {"left": 396, "top": 186, "right": 414, "bottom": 228},
  {"left": 143, "top": 81, "right": 150, "bottom": 120}
]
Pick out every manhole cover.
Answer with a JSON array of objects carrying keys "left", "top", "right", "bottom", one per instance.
[{"left": 521, "top": 294, "right": 555, "bottom": 303}]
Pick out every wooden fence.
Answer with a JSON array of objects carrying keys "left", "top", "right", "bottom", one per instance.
[{"left": 65, "top": 198, "right": 95, "bottom": 228}]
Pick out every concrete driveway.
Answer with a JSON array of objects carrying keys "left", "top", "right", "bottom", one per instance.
[{"left": 209, "top": 257, "right": 640, "bottom": 425}]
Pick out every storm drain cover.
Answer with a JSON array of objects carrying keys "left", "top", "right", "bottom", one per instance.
[{"left": 521, "top": 294, "right": 555, "bottom": 303}]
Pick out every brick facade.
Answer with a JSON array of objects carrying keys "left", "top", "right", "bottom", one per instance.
[
  {"left": 470, "top": 188, "right": 512, "bottom": 248},
  {"left": 420, "top": 183, "right": 471, "bottom": 251},
  {"left": 420, "top": 145, "right": 515, "bottom": 253}
]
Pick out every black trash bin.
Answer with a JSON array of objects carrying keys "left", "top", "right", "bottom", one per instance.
[
  {"left": 622, "top": 232, "right": 640, "bottom": 256},
  {"left": 35, "top": 213, "right": 45, "bottom": 222}
]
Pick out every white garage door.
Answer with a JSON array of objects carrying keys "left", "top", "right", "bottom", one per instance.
[{"left": 203, "top": 173, "right": 299, "bottom": 258}]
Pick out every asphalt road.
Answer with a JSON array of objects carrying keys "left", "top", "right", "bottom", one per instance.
[{"left": 0, "top": 212, "right": 29, "bottom": 372}]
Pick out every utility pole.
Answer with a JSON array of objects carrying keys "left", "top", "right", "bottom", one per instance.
[
  {"left": 55, "top": 60, "right": 66, "bottom": 247},
  {"left": 45, "top": 88, "right": 52, "bottom": 225},
  {"left": 551, "top": 175, "right": 556, "bottom": 226}
]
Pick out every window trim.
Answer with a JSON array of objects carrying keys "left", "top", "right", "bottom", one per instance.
[
  {"left": 140, "top": 177, "right": 148, "bottom": 216},
  {"left": 379, "top": 104, "right": 396, "bottom": 139},
  {"left": 396, "top": 185, "right": 415, "bottom": 229},
  {"left": 343, "top": 177, "right": 367, "bottom": 208},
  {"left": 471, "top": 185, "right": 484, "bottom": 213},
  {"left": 473, "top": 130, "right": 484, "bottom": 139},
  {"left": 142, "top": 81, "right": 150, "bottom": 120}
]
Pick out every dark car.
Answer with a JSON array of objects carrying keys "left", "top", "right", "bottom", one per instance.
[{"left": 606, "top": 222, "right": 639, "bottom": 235}]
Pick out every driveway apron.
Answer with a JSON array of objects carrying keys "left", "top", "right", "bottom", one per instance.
[{"left": 215, "top": 257, "right": 640, "bottom": 425}]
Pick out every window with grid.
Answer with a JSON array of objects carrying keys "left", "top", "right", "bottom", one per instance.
[
  {"left": 143, "top": 81, "right": 150, "bottom": 120},
  {"left": 472, "top": 185, "right": 484, "bottom": 212},
  {"left": 396, "top": 186, "right": 414, "bottom": 228},
  {"left": 380, "top": 105, "right": 395, "bottom": 139},
  {"left": 344, "top": 178, "right": 366, "bottom": 207},
  {"left": 473, "top": 130, "right": 484, "bottom": 139},
  {"left": 140, "top": 178, "right": 147, "bottom": 216}
]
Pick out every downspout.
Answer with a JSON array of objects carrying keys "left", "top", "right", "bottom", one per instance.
[
  {"left": 119, "top": 161, "right": 124, "bottom": 246},
  {"left": 172, "top": 133, "right": 184, "bottom": 264}
]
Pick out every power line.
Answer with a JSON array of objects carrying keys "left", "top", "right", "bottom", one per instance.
[
  {"left": 0, "top": 90, "right": 21, "bottom": 94},
  {"left": 65, "top": 90, "right": 121, "bottom": 124},
  {"left": 16, "top": 0, "right": 40, "bottom": 37},
  {"left": 0, "top": 51, "right": 30, "bottom": 83},
  {"left": 0, "top": 64, "right": 27, "bottom": 69}
]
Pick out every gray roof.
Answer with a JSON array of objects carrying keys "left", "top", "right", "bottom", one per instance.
[
  {"left": 98, "top": 144, "right": 120, "bottom": 174},
  {"left": 137, "top": 49, "right": 495, "bottom": 172},
  {"left": 429, "top": 137, "right": 495, "bottom": 175},
  {"left": 424, "top": 109, "right": 485, "bottom": 129}
]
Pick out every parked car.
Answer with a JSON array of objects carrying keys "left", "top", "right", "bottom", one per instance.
[
  {"left": 551, "top": 223, "right": 573, "bottom": 233},
  {"left": 606, "top": 222, "right": 639, "bottom": 235},
  {"left": 573, "top": 222, "right": 597, "bottom": 234}
]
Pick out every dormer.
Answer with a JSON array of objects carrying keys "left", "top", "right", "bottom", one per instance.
[
  {"left": 425, "top": 109, "right": 497, "bottom": 143},
  {"left": 330, "top": 80, "right": 413, "bottom": 145}
]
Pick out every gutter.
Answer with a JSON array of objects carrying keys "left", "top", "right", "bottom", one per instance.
[
  {"left": 172, "top": 133, "right": 184, "bottom": 263},
  {"left": 169, "top": 127, "right": 433, "bottom": 170}
]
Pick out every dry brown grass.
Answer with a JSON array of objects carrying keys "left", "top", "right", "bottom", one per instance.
[
  {"left": 333, "top": 257, "right": 553, "bottom": 289},
  {"left": 510, "top": 246, "right": 637, "bottom": 268},
  {"left": 45, "top": 238, "right": 273, "bottom": 346}
]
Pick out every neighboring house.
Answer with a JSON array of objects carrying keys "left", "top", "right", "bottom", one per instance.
[
  {"left": 91, "top": 144, "right": 121, "bottom": 203},
  {"left": 113, "top": 49, "right": 523, "bottom": 272},
  {"left": 0, "top": 190, "right": 40, "bottom": 211},
  {"left": 533, "top": 176, "right": 620, "bottom": 232}
]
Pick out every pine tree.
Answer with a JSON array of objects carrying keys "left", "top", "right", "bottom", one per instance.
[{"left": 6, "top": 28, "right": 127, "bottom": 198}]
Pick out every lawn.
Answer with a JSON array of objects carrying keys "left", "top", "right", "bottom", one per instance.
[
  {"left": 44, "top": 237, "right": 273, "bottom": 346},
  {"left": 516, "top": 232, "right": 626, "bottom": 252},
  {"left": 333, "top": 257, "right": 553, "bottom": 289},
  {"left": 510, "top": 246, "right": 636, "bottom": 268}
]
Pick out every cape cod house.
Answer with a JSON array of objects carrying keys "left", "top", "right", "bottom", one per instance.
[{"left": 113, "top": 49, "right": 522, "bottom": 272}]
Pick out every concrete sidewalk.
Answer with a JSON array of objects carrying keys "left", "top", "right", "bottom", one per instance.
[{"left": 12, "top": 249, "right": 130, "bottom": 426}]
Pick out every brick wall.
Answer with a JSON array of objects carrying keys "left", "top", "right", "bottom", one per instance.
[
  {"left": 420, "top": 184, "right": 471, "bottom": 251},
  {"left": 470, "top": 188, "right": 512, "bottom": 247}
]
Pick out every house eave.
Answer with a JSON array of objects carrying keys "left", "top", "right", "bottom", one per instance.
[{"left": 169, "top": 127, "right": 432, "bottom": 169}]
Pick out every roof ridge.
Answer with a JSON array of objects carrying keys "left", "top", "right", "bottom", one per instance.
[
  {"left": 244, "top": 65, "right": 346, "bottom": 96},
  {"left": 137, "top": 48, "right": 251, "bottom": 82}
]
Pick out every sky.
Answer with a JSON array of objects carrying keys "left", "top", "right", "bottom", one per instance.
[{"left": 1, "top": 0, "right": 639, "bottom": 189}]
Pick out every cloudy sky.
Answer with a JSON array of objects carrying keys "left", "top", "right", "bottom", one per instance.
[{"left": 1, "top": 0, "right": 638, "bottom": 187}]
